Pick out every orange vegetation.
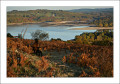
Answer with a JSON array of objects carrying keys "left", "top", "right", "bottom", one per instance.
[{"left": 7, "top": 37, "right": 113, "bottom": 77}]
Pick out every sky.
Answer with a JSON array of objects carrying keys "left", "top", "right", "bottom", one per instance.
[{"left": 7, "top": 6, "right": 112, "bottom": 12}]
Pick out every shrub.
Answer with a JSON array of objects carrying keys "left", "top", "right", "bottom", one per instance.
[
  {"left": 31, "top": 30, "right": 49, "bottom": 41},
  {"left": 7, "top": 33, "right": 13, "bottom": 38}
]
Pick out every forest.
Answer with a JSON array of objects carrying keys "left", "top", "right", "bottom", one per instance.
[{"left": 7, "top": 8, "right": 113, "bottom": 27}]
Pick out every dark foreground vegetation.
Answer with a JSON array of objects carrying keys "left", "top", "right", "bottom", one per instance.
[{"left": 7, "top": 30, "right": 113, "bottom": 77}]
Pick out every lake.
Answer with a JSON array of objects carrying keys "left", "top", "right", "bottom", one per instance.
[{"left": 7, "top": 24, "right": 96, "bottom": 41}]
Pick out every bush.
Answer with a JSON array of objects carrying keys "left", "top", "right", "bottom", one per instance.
[
  {"left": 31, "top": 30, "right": 49, "bottom": 41},
  {"left": 7, "top": 33, "right": 13, "bottom": 38},
  {"left": 50, "top": 38, "right": 62, "bottom": 41},
  {"left": 92, "top": 40, "right": 113, "bottom": 46}
]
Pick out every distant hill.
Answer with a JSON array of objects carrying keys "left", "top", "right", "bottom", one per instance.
[
  {"left": 67, "top": 8, "right": 113, "bottom": 13},
  {"left": 7, "top": 8, "right": 113, "bottom": 27}
]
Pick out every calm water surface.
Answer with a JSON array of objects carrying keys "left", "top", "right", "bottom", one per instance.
[{"left": 7, "top": 24, "right": 96, "bottom": 41}]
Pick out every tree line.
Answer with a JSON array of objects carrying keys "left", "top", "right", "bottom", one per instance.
[{"left": 74, "top": 29, "right": 113, "bottom": 46}]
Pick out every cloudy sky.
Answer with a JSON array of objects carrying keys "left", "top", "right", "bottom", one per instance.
[{"left": 7, "top": 6, "right": 112, "bottom": 11}]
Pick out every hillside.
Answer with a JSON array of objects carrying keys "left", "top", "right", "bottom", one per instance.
[
  {"left": 7, "top": 36, "right": 113, "bottom": 77},
  {"left": 68, "top": 8, "right": 113, "bottom": 13},
  {"left": 7, "top": 8, "right": 113, "bottom": 27}
]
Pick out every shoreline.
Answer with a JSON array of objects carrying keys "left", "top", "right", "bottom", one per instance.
[
  {"left": 7, "top": 21, "right": 95, "bottom": 27},
  {"left": 7, "top": 22, "right": 113, "bottom": 30},
  {"left": 7, "top": 22, "right": 42, "bottom": 26},
  {"left": 69, "top": 27, "right": 113, "bottom": 30}
]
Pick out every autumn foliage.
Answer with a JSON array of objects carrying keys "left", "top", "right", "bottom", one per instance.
[
  {"left": 7, "top": 37, "right": 113, "bottom": 77},
  {"left": 62, "top": 46, "right": 113, "bottom": 77},
  {"left": 7, "top": 37, "right": 51, "bottom": 77}
]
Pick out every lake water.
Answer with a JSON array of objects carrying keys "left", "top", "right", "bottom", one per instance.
[{"left": 7, "top": 24, "right": 96, "bottom": 41}]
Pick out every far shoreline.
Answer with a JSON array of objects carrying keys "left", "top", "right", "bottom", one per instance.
[
  {"left": 7, "top": 22, "right": 113, "bottom": 30},
  {"left": 7, "top": 22, "right": 42, "bottom": 26},
  {"left": 7, "top": 21, "right": 95, "bottom": 27}
]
